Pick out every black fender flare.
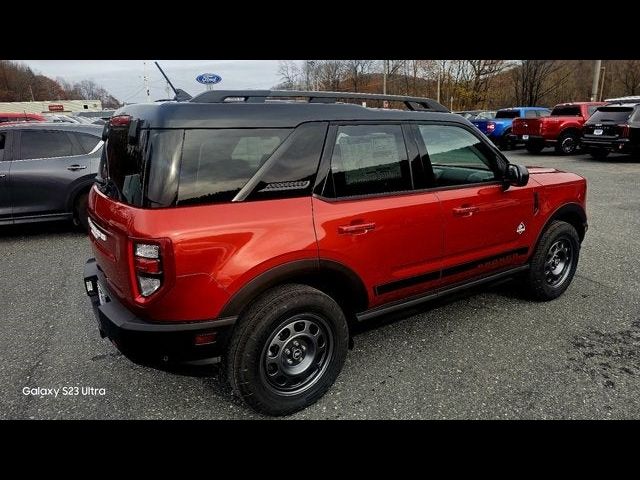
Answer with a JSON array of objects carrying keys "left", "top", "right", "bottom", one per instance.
[
  {"left": 218, "top": 258, "right": 369, "bottom": 318},
  {"left": 533, "top": 203, "right": 587, "bottom": 251}
]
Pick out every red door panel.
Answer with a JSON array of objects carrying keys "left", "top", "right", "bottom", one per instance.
[
  {"left": 313, "top": 192, "right": 443, "bottom": 308},
  {"left": 436, "top": 183, "right": 534, "bottom": 285}
]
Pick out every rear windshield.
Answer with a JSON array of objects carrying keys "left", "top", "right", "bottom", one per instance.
[
  {"left": 551, "top": 106, "right": 581, "bottom": 116},
  {"left": 588, "top": 107, "right": 633, "bottom": 123},
  {"left": 495, "top": 110, "right": 520, "bottom": 119},
  {"left": 99, "top": 126, "right": 292, "bottom": 207}
]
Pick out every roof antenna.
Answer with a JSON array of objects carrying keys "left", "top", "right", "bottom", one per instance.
[{"left": 154, "top": 61, "right": 192, "bottom": 102}]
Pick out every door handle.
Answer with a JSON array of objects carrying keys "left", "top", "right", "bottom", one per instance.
[
  {"left": 67, "top": 165, "right": 87, "bottom": 171},
  {"left": 452, "top": 206, "right": 480, "bottom": 217},
  {"left": 338, "top": 222, "right": 376, "bottom": 235}
]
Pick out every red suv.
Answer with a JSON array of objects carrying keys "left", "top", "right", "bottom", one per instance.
[{"left": 83, "top": 90, "right": 588, "bottom": 415}]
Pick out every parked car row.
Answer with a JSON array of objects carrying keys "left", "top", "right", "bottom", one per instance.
[
  {"left": 458, "top": 97, "right": 640, "bottom": 160},
  {"left": 0, "top": 110, "right": 114, "bottom": 126}
]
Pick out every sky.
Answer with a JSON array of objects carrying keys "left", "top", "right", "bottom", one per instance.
[{"left": 17, "top": 60, "right": 285, "bottom": 103}]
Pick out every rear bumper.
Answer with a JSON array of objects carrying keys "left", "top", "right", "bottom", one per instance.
[
  {"left": 581, "top": 137, "right": 631, "bottom": 151},
  {"left": 83, "top": 258, "right": 236, "bottom": 364},
  {"left": 509, "top": 134, "right": 552, "bottom": 144}
]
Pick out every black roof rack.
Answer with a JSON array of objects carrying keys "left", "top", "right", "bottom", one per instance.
[{"left": 190, "top": 90, "right": 449, "bottom": 112}]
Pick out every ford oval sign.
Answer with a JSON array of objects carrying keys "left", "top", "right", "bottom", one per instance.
[{"left": 196, "top": 73, "right": 222, "bottom": 85}]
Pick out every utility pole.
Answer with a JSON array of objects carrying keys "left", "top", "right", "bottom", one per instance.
[
  {"left": 383, "top": 60, "right": 388, "bottom": 95},
  {"left": 599, "top": 66, "right": 606, "bottom": 101},
  {"left": 590, "top": 60, "right": 602, "bottom": 102},
  {"left": 436, "top": 69, "right": 441, "bottom": 104},
  {"left": 28, "top": 85, "right": 35, "bottom": 101},
  {"left": 143, "top": 61, "right": 151, "bottom": 102}
]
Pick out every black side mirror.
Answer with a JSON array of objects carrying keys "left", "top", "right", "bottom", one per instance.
[{"left": 504, "top": 164, "right": 529, "bottom": 188}]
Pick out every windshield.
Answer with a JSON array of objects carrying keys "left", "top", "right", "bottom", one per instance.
[
  {"left": 588, "top": 107, "right": 633, "bottom": 123},
  {"left": 495, "top": 110, "right": 520, "bottom": 119}
]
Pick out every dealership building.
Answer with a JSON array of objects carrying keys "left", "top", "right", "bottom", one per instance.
[{"left": 0, "top": 100, "right": 103, "bottom": 114}]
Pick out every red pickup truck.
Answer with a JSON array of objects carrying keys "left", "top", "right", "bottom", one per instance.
[{"left": 512, "top": 102, "right": 605, "bottom": 155}]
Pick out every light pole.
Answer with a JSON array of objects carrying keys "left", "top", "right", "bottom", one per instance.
[{"left": 590, "top": 60, "right": 602, "bottom": 101}]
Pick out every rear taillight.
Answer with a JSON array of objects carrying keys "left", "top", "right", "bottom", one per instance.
[
  {"left": 134, "top": 242, "right": 162, "bottom": 297},
  {"left": 486, "top": 122, "right": 496, "bottom": 133},
  {"left": 110, "top": 115, "right": 131, "bottom": 127},
  {"left": 619, "top": 124, "right": 630, "bottom": 138}
]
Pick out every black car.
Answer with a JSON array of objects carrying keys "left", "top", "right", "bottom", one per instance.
[
  {"left": 0, "top": 123, "right": 102, "bottom": 229},
  {"left": 582, "top": 101, "right": 640, "bottom": 159}
]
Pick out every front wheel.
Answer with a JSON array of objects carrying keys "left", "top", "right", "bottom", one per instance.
[
  {"left": 73, "top": 192, "right": 89, "bottom": 231},
  {"left": 522, "top": 221, "right": 580, "bottom": 301},
  {"left": 226, "top": 284, "right": 349, "bottom": 416},
  {"left": 499, "top": 131, "right": 513, "bottom": 151}
]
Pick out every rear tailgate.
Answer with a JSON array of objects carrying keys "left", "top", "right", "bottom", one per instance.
[
  {"left": 87, "top": 187, "right": 135, "bottom": 305},
  {"left": 471, "top": 119, "right": 491, "bottom": 134},
  {"left": 512, "top": 117, "right": 542, "bottom": 136}
]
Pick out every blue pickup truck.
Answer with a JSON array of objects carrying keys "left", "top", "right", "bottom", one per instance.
[{"left": 472, "top": 106, "right": 551, "bottom": 149}]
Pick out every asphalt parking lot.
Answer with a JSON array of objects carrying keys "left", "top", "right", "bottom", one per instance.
[{"left": 1, "top": 149, "right": 639, "bottom": 419}]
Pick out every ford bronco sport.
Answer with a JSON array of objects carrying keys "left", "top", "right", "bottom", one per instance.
[{"left": 83, "top": 90, "right": 588, "bottom": 415}]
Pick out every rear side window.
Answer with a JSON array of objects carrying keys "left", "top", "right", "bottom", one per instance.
[
  {"left": 177, "top": 129, "right": 292, "bottom": 205},
  {"left": 537, "top": 110, "right": 550, "bottom": 117},
  {"left": 587, "top": 105, "right": 600, "bottom": 117},
  {"left": 524, "top": 110, "right": 537, "bottom": 118},
  {"left": 495, "top": 110, "right": 520, "bottom": 119},
  {"left": 552, "top": 106, "right": 581, "bottom": 116},
  {"left": 74, "top": 132, "right": 101, "bottom": 153},
  {"left": 631, "top": 108, "right": 640, "bottom": 122},
  {"left": 328, "top": 124, "right": 411, "bottom": 198},
  {"left": 19, "top": 130, "right": 73, "bottom": 160}
]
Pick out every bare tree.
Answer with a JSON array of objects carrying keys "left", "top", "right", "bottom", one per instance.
[
  {"left": 344, "top": 60, "right": 374, "bottom": 92},
  {"left": 277, "top": 60, "right": 302, "bottom": 90},
  {"left": 511, "top": 60, "right": 569, "bottom": 105},
  {"left": 613, "top": 60, "right": 640, "bottom": 95}
]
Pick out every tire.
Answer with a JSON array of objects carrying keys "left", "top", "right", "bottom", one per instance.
[
  {"left": 499, "top": 130, "right": 513, "bottom": 151},
  {"left": 589, "top": 147, "right": 610, "bottom": 160},
  {"left": 226, "top": 284, "right": 349, "bottom": 416},
  {"left": 74, "top": 192, "right": 89, "bottom": 231},
  {"left": 555, "top": 132, "right": 580, "bottom": 155},
  {"left": 523, "top": 220, "right": 580, "bottom": 301},
  {"left": 526, "top": 142, "right": 545, "bottom": 154}
]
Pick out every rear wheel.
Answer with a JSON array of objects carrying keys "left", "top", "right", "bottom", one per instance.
[
  {"left": 522, "top": 220, "right": 580, "bottom": 301},
  {"left": 555, "top": 132, "right": 580, "bottom": 155},
  {"left": 226, "top": 284, "right": 349, "bottom": 416},
  {"left": 589, "top": 147, "right": 610, "bottom": 160},
  {"left": 73, "top": 192, "right": 89, "bottom": 231},
  {"left": 526, "top": 141, "right": 545, "bottom": 154}
]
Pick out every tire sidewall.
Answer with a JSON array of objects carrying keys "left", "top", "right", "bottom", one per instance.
[
  {"left": 530, "top": 222, "right": 580, "bottom": 300},
  {"left": 557, "top": 132, "right": 578, "bottom": 155},
  {"left": 228, "top": 286, "right": 349, "bottom": 416}
]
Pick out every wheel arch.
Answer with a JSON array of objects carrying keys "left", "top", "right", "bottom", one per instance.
[
  {"left": 535, "top": 203, "right": 587, "bottom": 249},
  {"left": 558, "top": 126, "right": 581, "bottom": 138},
  {"left": 218, "top": 259, "right": 369, "bottom": 320},
  {"left": 65, "top": 177, "right": 95, "bottom": 213}
]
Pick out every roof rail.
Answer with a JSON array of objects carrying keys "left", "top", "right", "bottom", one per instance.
[
  {"left": 189, "top": 89, "right": 449, "bottom": 112},
  {"left": 604, "top": 96, "right": 640, "bottom": 104}
]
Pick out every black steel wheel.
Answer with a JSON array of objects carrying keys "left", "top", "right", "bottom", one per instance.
[
  {"left": 226, "top": 284, "right": 349, "bottom": 416},
  {"left": 523, "top": 220, "right": 580, "bottom": 301},
  {"left": 261, "top": 313, "right": 334, "bottom": 395}
]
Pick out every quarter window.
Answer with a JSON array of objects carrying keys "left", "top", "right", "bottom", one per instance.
[
  {"left": 177, "top": 128, "right": 292, "bottom": 206},
  {"left": 525, "top": 110, "right": 537, "bottom": 118},
  {"left": 75, "top": 132, "right": 101, "bottom": 153},
  {"left": 418, "top": 124, "right": 497, "bottom": 187},
  {"left": 329, "top": 124, "right": 411, "bottom": 197},
  {"left": 19, "top": 130, "right": 73, "bottom": 160}
]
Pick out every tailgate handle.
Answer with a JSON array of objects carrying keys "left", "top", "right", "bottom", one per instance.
[
  {"left": 338, "top": 222, "right": 376, "bottom": 235},
  {"left": 453, "top": 206, "right": 479, "bottom": 217},
  {"left": 67, "top": 164, "right": 87, "bottom": 171}
]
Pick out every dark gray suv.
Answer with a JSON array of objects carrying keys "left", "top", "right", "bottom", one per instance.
[{"left": 0, "top": 123, "right": 102, "bottom": 230}]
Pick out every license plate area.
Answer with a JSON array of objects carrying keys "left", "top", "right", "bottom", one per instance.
[
  {"left": 522, "top": 134, "right": 529, "bottom": 140},
  {"left": 97, "top": 282, "right": 110, "bottom": 306},
  {"left": 594, "top": 129, "right": 603, "bottom": 135}
]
